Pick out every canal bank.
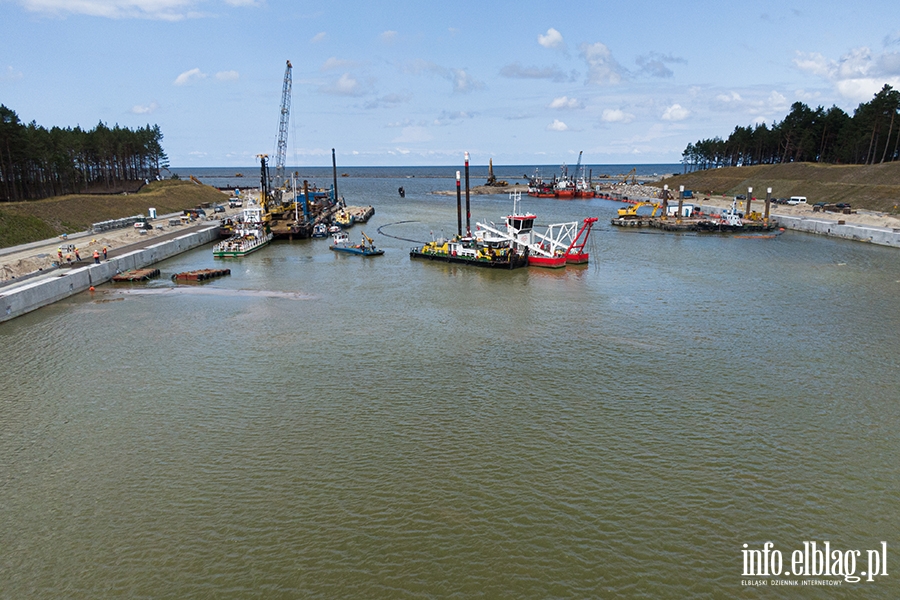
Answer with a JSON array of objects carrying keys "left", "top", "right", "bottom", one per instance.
[
  {"left": 1, "top": 224, "right": 219, "bottom": 323},
  {"left": 600, "top": 185, "right": 900, "bottom": 248},
  {"left": 768, "top": 213, "right": 900, "bottom": 247}
]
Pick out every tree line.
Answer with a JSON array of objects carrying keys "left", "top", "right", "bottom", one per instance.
[
  {"left": 0, "top": 104, "right": 169, "bottom": 202},
  {"left": 682, "top": 84, "right": 900, "bottom": 171}
]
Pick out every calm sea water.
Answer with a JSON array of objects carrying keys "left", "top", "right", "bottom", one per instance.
[{"left": 2, "top": 167, "right": 899, "bottom": 598}]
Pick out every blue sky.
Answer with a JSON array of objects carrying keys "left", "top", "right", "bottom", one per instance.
[{"left": 2, "top": 0, "right": 899, "bottom": 167}]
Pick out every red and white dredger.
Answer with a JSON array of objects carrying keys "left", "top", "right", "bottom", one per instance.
[{"left": 475, "top": 192, "right": 598, "bottom": 268}]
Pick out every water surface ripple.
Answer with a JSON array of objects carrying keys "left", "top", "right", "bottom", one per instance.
[{"left": 2, "top": 170, "right": 899, "bottom": 598}]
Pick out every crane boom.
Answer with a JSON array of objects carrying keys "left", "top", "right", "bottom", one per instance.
[{"left": 274, "top": 60, "right": 292, "bottom": 189}]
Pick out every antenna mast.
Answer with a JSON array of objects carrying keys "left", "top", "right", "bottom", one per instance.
[{"left": 274, "top": 60, "right": 292, "bottom": 189}]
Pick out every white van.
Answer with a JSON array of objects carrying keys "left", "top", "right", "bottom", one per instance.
[{"left": 786, "top": 196, "right": 807, "bottom": 205}]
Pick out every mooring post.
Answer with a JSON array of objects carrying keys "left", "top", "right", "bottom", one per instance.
[
  {"left": 765, "top": 187, "right": 772, "bottom": 224},
  {"left": 746, "top": 187, "right": 753, "bottom": 216},
  {"left": 464, "top": 152, "right": 471, "bottom": 236},
  {"left": 456, "top": 170, "right": 462, "bottom": 237},
  {"left": 662, "top": 185, "right": 669, "bottom": 219},
  {"left": 677, "top": 185, "right": 685, "bottom": 223}
]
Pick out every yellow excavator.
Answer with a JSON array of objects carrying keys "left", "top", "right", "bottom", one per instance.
[
  {"left": 617, "top": 201, "right": 662, "bottom": 218},
  {"left": 618, "top": 167, "right": 637, "bottom": 185}
]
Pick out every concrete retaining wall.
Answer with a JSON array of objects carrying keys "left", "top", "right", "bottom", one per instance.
[
  {"left": 769, "top": 215, "right": 900, "bottom": 248},
  {"left": 1, "top": 226, "right": 219, "bottom": 323},
  {"left": 696, "top": 203, "right": 900, "bottom": 249}
]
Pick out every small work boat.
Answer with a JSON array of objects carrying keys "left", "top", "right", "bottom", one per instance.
[
  {"left": 213, "top": 203, "right": 273, "bottom": 258},
  {"left": 312, "top": 223, "right": 328, "bottom": 238},
  {"left": 329, "top": 231, "right": 384, "bottom": 256},
  {"left": 334, "top": 210, "right": 355, "bottom": 228}
]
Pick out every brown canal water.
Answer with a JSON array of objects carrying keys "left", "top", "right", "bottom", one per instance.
[{"left": 2, "top": 173, "right": 899, "bottom": 598}]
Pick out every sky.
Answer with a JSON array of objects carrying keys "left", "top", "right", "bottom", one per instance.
[{"left": 2, "top": 0, "right": 900, "bottom": 168}]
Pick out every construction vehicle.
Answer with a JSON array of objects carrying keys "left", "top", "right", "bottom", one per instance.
[
  {"left": 618, "top": 167, "right": 637, "bottom": 185},
  {"left": 273, "top": 60, "right": 292, "bottom": 190},
  {"left": 485, "top": 159, "right": 508, "bottom": 187},
  {"left": 617, "top": 201, "right": 661, "bottom": 218}
]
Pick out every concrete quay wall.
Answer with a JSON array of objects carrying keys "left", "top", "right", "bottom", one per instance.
[
  {"left": 769, "top": 215, "right": 900, "bottom": 248},
  {"left": 1, "top": 226, "right": 219, "bottom": 323},
  {"left": 694, "top": 203, "right": 900, "bottom": 249}
]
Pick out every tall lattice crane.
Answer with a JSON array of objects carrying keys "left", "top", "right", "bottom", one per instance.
[{"left": 273, "top": 60, "right": 292, "bottom": 189}]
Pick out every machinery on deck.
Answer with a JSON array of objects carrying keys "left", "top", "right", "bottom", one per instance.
[
  {"left": 617, "top": 201, "right": 661, "bottom": 218},
  {"left": 273, "top": 60, "right": 292, "bottom": 190}
]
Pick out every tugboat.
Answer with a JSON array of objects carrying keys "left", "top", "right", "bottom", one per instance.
[
  {"left": 213, "top": 202, "right": 273, "bottom": 258},
  {"left": 329, "top": 231, "right": 384, "bottom": 256}
]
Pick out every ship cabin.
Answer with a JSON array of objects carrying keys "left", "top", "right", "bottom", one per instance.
[
  {"left": 506, "top": 213, "right": 536, "bottom": 234},
  {"left": 506, "top": 213, "right": 536, "bottom": 247},
  {"left": 242, "top": 203, "right": 265, "bottom": 225}
]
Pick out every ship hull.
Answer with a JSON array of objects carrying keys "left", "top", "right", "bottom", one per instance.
[{"left": 409, "top": 250, "right": 528, "bottom": 269}]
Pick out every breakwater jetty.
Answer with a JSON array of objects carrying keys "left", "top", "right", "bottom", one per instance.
[{"left": 1, "top": 224, "right": 219, "bottom": 323}]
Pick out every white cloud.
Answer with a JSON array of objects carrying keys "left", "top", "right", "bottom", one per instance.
[
  {"left": 885, "top": 31, "right": 900, "bottom": 47},
  {"left": 578, "top": 42, "right": 624, "bottom": 85},
  {"left": 392, "top": 126, "right": 432, "bottom": 143},
  {"left": 405, "top": 59, "right": 447, "bottom": 77},
  {"left": 310, "top": 31, "right": 327, "bottom": 43},
  {"left": 131, "top": 101, "right": 159, "bottom": 114},
  {"left": 19, "top": 0, "right": 258, "bottom": 20},
  {"left": 499, "top": 63, "right": 571, "bottom": 82},
  {"left": 548, "top": 96, "right": 582, "bottom": 109},
  {"left": 538, "top": 28, "right": 563, "bottom": 49},
  {"left": 321, "top": 57, "right": 358, "bottom": 71},
  {"left": 381, "top": 30, "right": 397, "bottom": 44},
  {"left": 547, "top": 119, "right": 568, "bottom": 131},
  {"left": 321, "top": 73, "right": 363, "bottom": 96},
  {"left": 2, "top": 66, "right": 24, "bottom": 81},
  {"left": 215, "top": 70, "right": 239, "bottom": 81},
  {"left": 794, "top": 47, "right": 900, "bottom": 101},
  {"left": 635, "top": 52, "right": 686, "bottom": 78},
  {"left": 766, "top": 90, "right": 788, "bottom": 111},
  {"left": 715, "top": 91, "right": 743, "bottom": 104},
  {"left": 601, "top": 108, "right": 634, "bottom": 123},
  {"left": 173, "top": 68, "right": 206, "bottom": 85},
  {"left": 364, "top": 93, "right": 411, "bottom": 109},
  {"left": 450, "top": 68, "right": 484, "bottom": 93},
  {"left": 432, "top": 110, "right": 475, "bottom": 126},
  {"left": 661, "top": 104, "right": 689, "bottom": 121}
]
